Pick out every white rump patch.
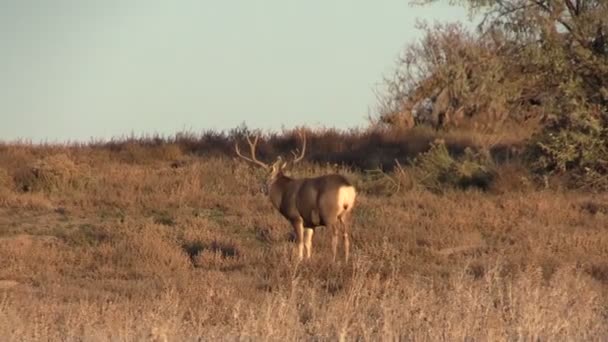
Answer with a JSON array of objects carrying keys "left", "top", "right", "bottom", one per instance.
[{"left": 337, "top": 186, "right": 357, "bottom": 217}]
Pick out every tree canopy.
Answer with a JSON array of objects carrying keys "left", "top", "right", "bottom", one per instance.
[{"left": 377, "top": 0, "right": 607, "bottom": 189}]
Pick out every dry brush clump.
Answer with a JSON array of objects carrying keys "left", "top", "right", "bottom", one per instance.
[{"left": 9, "top": 153, "right": 93, "bottom": 195}]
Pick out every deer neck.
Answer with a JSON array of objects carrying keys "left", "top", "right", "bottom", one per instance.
[{"left": 267, "top": 173, "right": 292, "bottom": 209}]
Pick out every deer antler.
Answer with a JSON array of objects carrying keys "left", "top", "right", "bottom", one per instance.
[
  {"left": 235, "top": 135, "right": 270, "bottom": 169},
  {"left": 291, "top": 131, "right": 306, "bottom": 164}
]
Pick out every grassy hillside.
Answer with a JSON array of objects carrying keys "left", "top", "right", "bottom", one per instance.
[{"left": 0, "top": 129, "right": 607, "bottom": 340}]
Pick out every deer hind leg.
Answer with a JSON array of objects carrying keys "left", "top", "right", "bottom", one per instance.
[
  {"left": 331, "top": 224, "right": 339, "bottom": 263},
  {"left": 291, "top": 220, "right": 305, "bottom": 261},
  {"left": 304, "top": 228, "right": 314, "bottom": 259},
  {"left": 343, "top": 227, "right": 350, "bottom": 263},
  {"left": 339, "top": 212, "right": 351, "bottom": 263}
]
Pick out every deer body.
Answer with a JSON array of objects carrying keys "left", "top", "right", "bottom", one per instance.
[
  {"left": 235, "top": 133, "right": 357, "bottom": 262},
  {"left": 269, "top": 172, "right": 357, "bottom": 262},
  {"left": 269, "top": 174, "right": 354, "bottom": 226}
]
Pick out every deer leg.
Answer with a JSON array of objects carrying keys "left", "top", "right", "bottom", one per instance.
[
  {"left": 304, "top": 228, "right": 314, "bottom": 259},
  {"left": 331, "top": 224, "right": 339, "bottom": 263},
  {"left": 340, "top": 214, "right": 350, "bottom": 263},
  {"left": 343, "top": 230, "right": 350, "bottom": 263},
  {"left": 292, "top": 220, "right": 305, "bottom": 261}
]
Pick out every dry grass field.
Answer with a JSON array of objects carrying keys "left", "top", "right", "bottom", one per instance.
[{"left": 0, "top": 131, "right": 607, "bottom": 341}]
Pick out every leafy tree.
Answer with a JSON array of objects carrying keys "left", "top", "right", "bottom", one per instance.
[{"left": 378, "top": 0, "right": 608, "bottom": 189}]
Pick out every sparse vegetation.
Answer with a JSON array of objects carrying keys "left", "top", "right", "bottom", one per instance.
[{"left": 0, "top": 129, "right": 607, "bottom": 340}]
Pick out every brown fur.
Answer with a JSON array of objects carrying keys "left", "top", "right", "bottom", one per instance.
[{"left": 267, "top": 170, "right": 357, "bottom": 262}]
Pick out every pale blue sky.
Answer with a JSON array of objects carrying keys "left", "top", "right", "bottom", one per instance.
[{"left": 0, "top": 1, "right": 471, "bottom": 142}]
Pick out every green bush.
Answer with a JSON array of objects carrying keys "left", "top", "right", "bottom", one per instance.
[
  {"left": 411, "top": 140, "right": 495, "bottom": 192},
  {"left": 527, "top": 108, "right": 608, "bottom": 190}
]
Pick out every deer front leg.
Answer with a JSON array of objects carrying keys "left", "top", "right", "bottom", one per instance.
[{"left": 292, "top": 220, "right": 305, "bottom": 261}]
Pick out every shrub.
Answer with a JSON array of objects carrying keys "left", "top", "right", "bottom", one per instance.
[
  {"left": 13, "top": 153, "right": 91, "bottom": 193},
  {"left": 526, "top": 107, "right": 608, "bottom": 190},
  {"left": 410, "top": 140, "right": 495, "bottom": 192},
  {"left": 375, "top": 21, "right": 523, "bottom": 132}
]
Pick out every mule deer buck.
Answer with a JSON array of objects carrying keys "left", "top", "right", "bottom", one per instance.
[{"left": 235, "top": 132, "right": 357, "bottom": 262}]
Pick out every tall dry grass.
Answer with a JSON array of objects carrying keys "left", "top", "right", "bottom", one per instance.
[{"left": 0, "top": 133, "right": 607, "bottom": 340}]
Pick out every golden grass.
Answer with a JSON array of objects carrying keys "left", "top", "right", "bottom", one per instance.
[{"left": 0, "top": 143, "right": 607, "bottom": 341}]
